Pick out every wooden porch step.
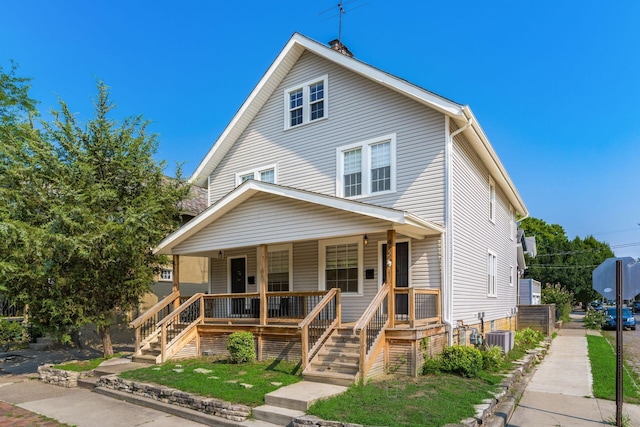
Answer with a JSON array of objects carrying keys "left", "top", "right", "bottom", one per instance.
[
  {"left": 309, "top": 361, "right": 358, "bottom": 376},
  {"left": 316, "top": 351, "right": 359, "bottom": 363},
  {"left": 131, "top": 354, "right": 160, "bottom": 364}
]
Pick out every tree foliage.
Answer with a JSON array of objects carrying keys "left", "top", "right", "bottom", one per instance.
[
  {"left": 520, "top": 217, "right": 614, "bottom": 306},
  {"left": 0, "top": 69, "right": 190, "bottom": 355}
]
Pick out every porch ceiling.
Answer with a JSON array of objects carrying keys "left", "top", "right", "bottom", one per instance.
[{"left": 155, "top": 181, "right": 444, "bottom": 255}]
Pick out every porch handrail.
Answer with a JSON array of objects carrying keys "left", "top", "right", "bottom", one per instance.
[
  {"left": 130, "top": 290, "right": 180, "bottom": 329},
  {"left": 298, "top": 288, "right": 341, "bottom": 370},
  {"left": 353, "top": 283, "right": 390, "bottom": 380},
  {"left": 394, "top": 288, "right": 441, "bottom": 327},
  {"left": 157, "top": 293, "right": 205, "bottom": 362},
  {"left": 129, "top": 290, "right": 180, "bottom": 354}
]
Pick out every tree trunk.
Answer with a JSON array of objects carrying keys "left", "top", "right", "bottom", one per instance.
[{"left": 98, "top": 324, "right": 114, "bottom": 357}]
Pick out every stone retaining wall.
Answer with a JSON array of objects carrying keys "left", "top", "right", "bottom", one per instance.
[
  {"left": 96, "top": 375, "right": 251, "bottom": 422},
  {"left": 38, "top": 364, "right": 94, "bottom": 388}
]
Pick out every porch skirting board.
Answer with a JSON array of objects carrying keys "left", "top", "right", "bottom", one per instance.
[{"left": 199, "top": 331, "right": 302, "bottom": 363}]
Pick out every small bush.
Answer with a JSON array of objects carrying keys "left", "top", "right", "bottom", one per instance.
[
  {"left": 422, "top": 356, "right": 443, "bottom": 375},
  {"left": 514, "top": 328, "right": 544, "bottom": 348},
  {"left": 0, "top": 319, "right": 24, "bottom": 351},
  {"left": 482, "top": 345, "right": 505, "bottom": 372},
  {"left": 584, "top": 309, "right": 606, "bottom": 330},
  {"left": 227, "top": 332, "right": 256, "bottom": 363},
  {"left": 439, "top": 345, "right": 483, "bottom": 378}
]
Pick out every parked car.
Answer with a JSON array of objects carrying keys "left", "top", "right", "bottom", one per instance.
[
  {"left": 590, "top": 301, "right": 603, "bottom": 312},
  {"left": 603, "top": 307, "right": 636, "bottom": 330},
  {"left": 633, "top": 301, "right": 640, "bottom": 313}
]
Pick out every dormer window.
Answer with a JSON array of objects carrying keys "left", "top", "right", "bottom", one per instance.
[{"left": 284, "top": 75, "right": 328, "bottom": 129}]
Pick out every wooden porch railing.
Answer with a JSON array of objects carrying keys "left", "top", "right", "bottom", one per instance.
[
  {"left": 0, "top": 296, "right": 24, "bottom": 318},
  {"left": 157, "top": 293, "right": 205, "bottom": 362},
  {"left": 298, "top": 288, "right": 341, "bottom": 370},
  {"left": 129, "top": 291, "right": 180, "bottom": 354},
  {"left": 394, "top": 288, "right": 441, "bottom": 327},
  {"left": 353, "top": 283, "right": 390, "bottom": 380}
]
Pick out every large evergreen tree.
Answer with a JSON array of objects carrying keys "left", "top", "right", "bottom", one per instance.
[{"left": 1, "top": 72, "right": 190, "bottom": 356}]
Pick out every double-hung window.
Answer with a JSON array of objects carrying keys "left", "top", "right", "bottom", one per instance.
[
  {"left": 487, "top": 251, "right": 497, "bottom": 297},
  {"left": 267, "top": 245, "right": 292, "bottom": 292},
  {"left": 319, "top": 237, "right": 362, "bottom": 294},
  {"left": 284, "top": 75, "right": 328, "bottom": 129},
  {"left": 159, "top": 268, "right": 173, "bottom": 282},
  {"left": 337, "top": 134, "right": 396, "bottom": 198},
  {"left": 489, "top": 177, "right": 496, "bottom": 223},
  {"left": 235, "top": 164, "right": 277, "bottom": 186}
]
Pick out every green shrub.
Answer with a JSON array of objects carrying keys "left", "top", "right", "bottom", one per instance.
[
  {"left": 0, "top": 319, "right": 24, "bottom": 351},
  {"left": 422, "top": 356, "right": 443, "bottom": 375},
  {"left": 584, "top": 308, "right": 606, "bottom": 330},
  {"left": 227, "top": 332, "right": 256, "bottom": 363},
  {"left": 439, "top": 345, "right": 483, "bottom": 378},
  {"left": 482, "top": 345, "right": 505, "bottom": 372},
  {"left": 514, "top": 328, "right": 544, "bottom": 348},
  {"left": 542, "top": 283, "right": 573, "bottom": 323}
]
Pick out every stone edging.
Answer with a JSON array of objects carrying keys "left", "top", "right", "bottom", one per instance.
[
  {"left": 96, "top": 375, "right": 252, "bottom": 422},
  {"left": 291, "top": 338, "right": 552, "bottom": 427},
  {"left": 38, "top": 364, "right": 94, "bottom": 388}
]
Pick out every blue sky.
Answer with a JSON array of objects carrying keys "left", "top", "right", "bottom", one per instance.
[{"left": 2, "top": 1, "right": 640, "bottom": 259}]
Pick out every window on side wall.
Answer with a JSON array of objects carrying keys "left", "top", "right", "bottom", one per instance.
[
  {"left": 160, "top": 268, "right": 173, "bottom": 282},
  {"left": 336, "top": 134, "right": 396, "bottom": 198},
  {"left": 487, "top": 251, "right": 497, "bottom": 297},
  {"left": 284, "top": 75, "right": 328, "bottom": 129},
  {"left": 489, "top": 177, "right": 496, "bottom": 223},
  {"left": 235, "top": 164, "right": 277, "bottom": 186},
  {"left": 319, "top": 237, "right": 362, "bottom": 294}
]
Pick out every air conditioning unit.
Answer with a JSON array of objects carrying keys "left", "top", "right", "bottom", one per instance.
[{"left": 485, "top": 330, "right": 514, "bottom": 354}]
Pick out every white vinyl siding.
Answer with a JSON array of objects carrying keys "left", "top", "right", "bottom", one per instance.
[
  {"left": 207, "top": 51, "right": 445, "bottom": 221},
  {"left": 489, "top": 177, "right": 496, "bottom": 223},
  {"left": 450, "top": 123, "right": 518, "bottom": 325}
]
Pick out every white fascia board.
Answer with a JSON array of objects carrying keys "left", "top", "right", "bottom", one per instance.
[
  {"left": 155, "top": 180, "right": 444, "bottom": 254},
  {"left": 459, "top": 106, "right": 528, "bottom": 218},
  {"left": 189, "top": 36, "right": 304, "bottom": 187},
  {"left": 296, "top": 35, "right": 463, "bottom": 118}
]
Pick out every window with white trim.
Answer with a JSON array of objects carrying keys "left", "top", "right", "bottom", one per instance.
[
  {"left": 487, "top": 251, "right": 497, "bottom": 297},
  {"left": 509, "top": 206, "right": 515, "bottom": 240},
  {"left": 284, "top": 75, "right": 328, "bottom": 129},
  {"left": 268, "top": 246, "right": 292, "bottom": 292},
  {"left": 337, "top": 134, "right": 396, "bottom": 198},
  {"left": 235, "top": 164, "right": 277, "bottom": 186},
  {"left": 159, "top": 268, "right": 173, "bottom": 282},
  {"left": 489, "top": 177, "right": 496, "bottom": 223},
  {"left": 319, "top": 237, "right": 362, "bottom": 294}
]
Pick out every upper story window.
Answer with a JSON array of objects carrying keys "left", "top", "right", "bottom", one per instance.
[
  {"left": 509, "top": 205, "right": 515, "bottom": 240},
  {"left": 284, "top": 75, "right": 328, "bottom": 129},
  {"left": 236, "top": 164, "right": 277, "bottom": 186},
  {"left": 489, "top": 177, "right": 496, "bottom": 223},
  {"left": 336, "top": 134, "right": 396, "bottom": 198}
]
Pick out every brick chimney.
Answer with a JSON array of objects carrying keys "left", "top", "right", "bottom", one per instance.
[{"left": 328, "top": 39, "right": 354, "bottom": 58}]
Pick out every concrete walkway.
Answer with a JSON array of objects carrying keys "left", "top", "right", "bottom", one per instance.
[{"left": 508, "top": 315, "right": 640, "bottom": 426}]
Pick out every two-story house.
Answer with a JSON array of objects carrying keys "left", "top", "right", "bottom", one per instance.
[{"left": 130, "top": 33, "right": 528, "bottom": 384}]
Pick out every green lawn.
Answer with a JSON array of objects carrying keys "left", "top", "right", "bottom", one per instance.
[
  {"left": 119, "top": 357, "right": 302, "bottom": 407},
  {"left": 307, "top": 372, "right": 502, "bottom": 427},
  {"left": 587, "top": 334, "right": 640, "bottom": 404}
]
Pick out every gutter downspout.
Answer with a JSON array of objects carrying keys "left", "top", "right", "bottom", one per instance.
[{"left": 443, "top": 114, "right": 473, "bottom": 345}]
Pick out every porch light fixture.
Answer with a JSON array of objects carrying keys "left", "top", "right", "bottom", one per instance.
[
  {"left": 218, "top": 250, "right": 225, "bottom": 260},
  {"left": 363, "top": 234, "right": 369, "bottom": 246}
]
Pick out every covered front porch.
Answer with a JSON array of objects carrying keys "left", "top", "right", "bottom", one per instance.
[{"left": 131, "top": 181, "right": 447, "bottom": 382}]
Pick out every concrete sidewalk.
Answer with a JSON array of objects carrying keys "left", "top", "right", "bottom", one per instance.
[{"left": 508, "top": 314, "right": 640, "bottom": 426}]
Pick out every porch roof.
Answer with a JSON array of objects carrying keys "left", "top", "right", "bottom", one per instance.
[{"left": 154, "top": 180, "right": 445, "bottom": 255}]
